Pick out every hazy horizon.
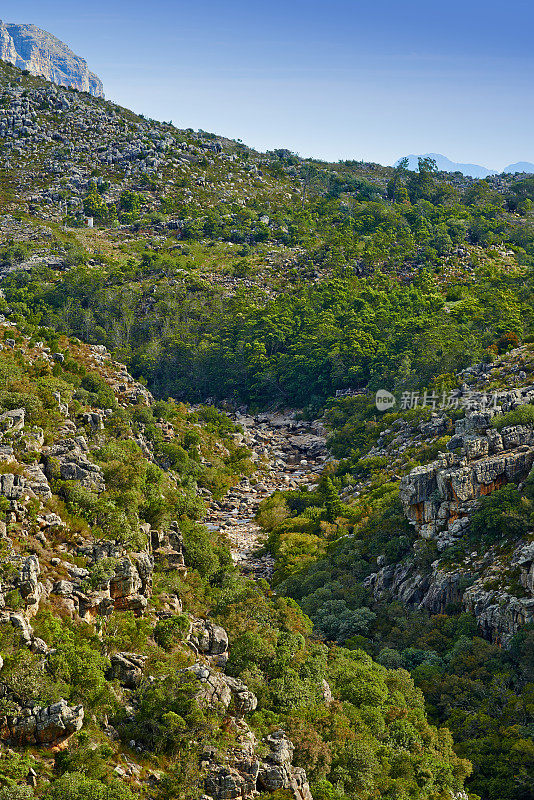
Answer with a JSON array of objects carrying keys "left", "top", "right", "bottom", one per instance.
[{"left": 1, "top": 0, "right": 533, "bottom": 169}]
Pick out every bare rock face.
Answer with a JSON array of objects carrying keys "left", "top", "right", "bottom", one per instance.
[
  {"left": 1, "top": 699, "right": 84, "bottom": 746},
  {"left": 0, "top": 21, "right": 103, "bottom": 97},
  {"left": 400, "top": 416, "right": 534, "bottom": 549}
]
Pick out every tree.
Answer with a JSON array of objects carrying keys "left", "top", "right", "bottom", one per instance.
[{"left": 387, "top": 157, "right": 409, "bottom": 203}]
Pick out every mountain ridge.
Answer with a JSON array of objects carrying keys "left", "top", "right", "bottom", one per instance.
[
  {"left": 0, "top": 20, "right": 103, "bottom": 97},
  {"left": 396, "top": 152, "right": 534, "bottom": 178}
]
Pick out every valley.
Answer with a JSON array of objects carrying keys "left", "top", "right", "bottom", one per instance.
[{"left": 0, "top": 54, "right": 531, "bottom": 800}]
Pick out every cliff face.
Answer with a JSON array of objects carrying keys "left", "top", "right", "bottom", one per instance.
[
  {"left": 0, "top": 20, "right": 103, "bottom": 97},
  {"left": 361, "top": 371, "right": 534, "bottom": 645}
]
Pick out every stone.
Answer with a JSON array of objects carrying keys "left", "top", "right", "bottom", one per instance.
[
  {"left": 400, "top": 417, "right": 534, "bottom": 543},
  {"left": 512, "top": 541, "right": 534, "bottom": 593},
  {"left": 3, "top": 698, "right": 84, "bottom": 746},
  {"left": 0, "top": 473, "right": 31, "bottom": 501},
  {"left": 188, "top": 619, "right": 229, "bottom": 665},
  {"left": 186, "top": 664, "right": 257, "bottom": 717},
  {"left": 107, "top": 652, "right": 147, "bottom": 688},
  {"left": 0, "top": 408, "right": 24, "bottom": 432},
  {"left": 43, "top": 438, "right": 105, "bottom": 492},
  {"left": 2, "top": 611, "right": 33, "bottom": 644},
  {"left": 0, "top": 22, "right": 104, "bottom": 96},
  {"left": 17, "top": 555, "right": 40, "bottom": 597},
  {"left": 257, "top": 731, "right": 313, "bottom": 800},
  {"left": 53, "top": 580, "right": 74, "bottom": 596}
]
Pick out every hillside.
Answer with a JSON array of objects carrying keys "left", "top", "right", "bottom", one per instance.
[{"left": 0, "top": 60, "right": 533, "bottom": 800}]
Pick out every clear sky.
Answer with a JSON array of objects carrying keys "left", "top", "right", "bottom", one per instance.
[{"left": 2, "top": 0, "right": 533, "bottom": 169}]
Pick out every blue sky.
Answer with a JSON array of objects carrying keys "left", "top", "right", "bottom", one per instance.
[{"left": 2, "top": 0, "right": 533, "bottom": 168}]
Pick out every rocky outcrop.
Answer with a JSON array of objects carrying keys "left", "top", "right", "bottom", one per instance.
[
  {"left": 0, "top": 473, "right": 31, "bottom": 501},
  {"left": 513, "top": 541, "right": 534, "bottom": 594},
  {"left": 16, "top": 555, "right": 43, "bottom": 612},
  {"left": 107, "top": 652, "right": 147, "bottom": 689},
  {"left": 463, "top": 584, "right": 534, "bottom": 644},
  {"left": 366, "top": 406, "right": 534, "bottom": 644},
  {"left": 188, "top": 619, "right": 229, "bottom": 667},
  {"left": 203, "top": 727, "right": 312, "bottom": 800},
  {"left": 151, "top": 521, "right": 187, "bottom": 572},
  {"left": 257, "top": 732, "right": 312, "bottom": 800},
  {"left": 0, "top": 699, "right": 83, "bottom": 746},
  {"left": 400, "top": 414, "right": 534, "bottom": 549},
  {"left": 0, "top": 611, "right": 48, "bottom": 654},
  {"left": 43, "top": 436, "right": 105, "bottom": 492},
  {"left": 186, "top": 664, "right": 257, "bottom": 717},
  {"left": 0, "top": 21, "right": 103, "bottom": 96},
  {"left": 0, "top": 408, "right": 24, "bottom": 432}
]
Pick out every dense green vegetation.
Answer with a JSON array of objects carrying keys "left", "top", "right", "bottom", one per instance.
[
  {"left": 4, "top": 166, "right": 534, "bottom": 407},
  {"left": 256, "top": 475, "right": 534, "bottom": 800},
  {"left": 0, "top": 333, "right": 471, "bottom": 799},
  {"left": 2, "top": 63, "right": 534, "bottom": 800}
]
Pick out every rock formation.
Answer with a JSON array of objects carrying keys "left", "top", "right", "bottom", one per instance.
[
  {"left": 0, "top": 21, "right": 103, "bottom": 96},
  {"left": 364, "top": 401, "right": 534, "bottom": 644},
  {"left": 0, "top": 699, "right": 84, "bottom": 746}
]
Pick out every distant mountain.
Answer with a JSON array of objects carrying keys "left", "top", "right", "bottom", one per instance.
[
  {"left": 395, "top": 153, "right": 495, "bottom": 178},
  {"left": 396, "top": 153, "right": 534, "bottom": 179},
  {"left": 502, "top": 162, "right": 534, "bottom": 175},
  {"left": 0, "top": 20, "right": 103, "bottom": 97}
]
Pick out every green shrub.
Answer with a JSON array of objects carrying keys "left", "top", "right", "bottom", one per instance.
[
  {"left": 154, "top": 614, "right": 190, "bottom": 650},
  {"left": 491, "top": 403, "right": 534, "bottom": 430},
  {"left": 43, "top": 773, "right": 135, "bottom": 800}
]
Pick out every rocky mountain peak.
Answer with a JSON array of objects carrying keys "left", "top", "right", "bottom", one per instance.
[{"left": 0, "top": 20, "right": 103, "bottom": 97}]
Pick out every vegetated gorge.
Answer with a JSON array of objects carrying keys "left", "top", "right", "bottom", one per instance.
[{"left": 0, "top": 52, "right": 531, "bottom": 800}]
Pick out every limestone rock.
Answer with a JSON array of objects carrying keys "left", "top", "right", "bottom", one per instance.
[
  {"left": 2, "top": 698, "right": 84, "bottom": 746},
  {"left": 186, "top": 664, "right": 257, "bottom": 717},
  {"left": 0, "top": 21, "right": 104, "bottom": 96},
  {"left": 107, "top": 652, "right": 147, "bottom": 689}
]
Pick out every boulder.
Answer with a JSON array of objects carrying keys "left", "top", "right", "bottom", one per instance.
[
  {"left": 3, "top": 699, "right": 84, "bottom": 746},
  {"left": 188, "top": 619, "right": 229, "bottom": 666},
  {"left": 186, "top": 664, "right": 257, "bottom": 717},
  {"left": 107, "top": 652, "right": 147, "bottom": 688}
]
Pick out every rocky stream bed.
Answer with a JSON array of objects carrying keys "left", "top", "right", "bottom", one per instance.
[{"left": 203, "top": 412, "right": 328, "bottom": 580}]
